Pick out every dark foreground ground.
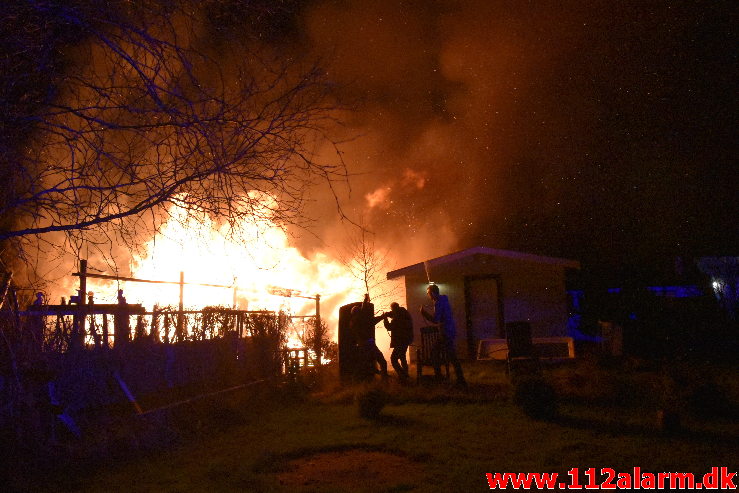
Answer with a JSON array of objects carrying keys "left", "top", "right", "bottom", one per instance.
[{"left": 5, "top": 357, "right": 739, "bottom": 492}]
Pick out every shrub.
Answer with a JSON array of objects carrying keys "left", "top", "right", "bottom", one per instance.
[
  {"left": 688, "top": 381, "right": 735, "bottom": 419},
  {"left": 514, "top": 377, "right": 557, "bottom": 421},
  {"left": 355, "top": 386, "right": 388, "bottom": 419}
]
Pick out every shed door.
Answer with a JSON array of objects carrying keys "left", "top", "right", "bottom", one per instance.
[{"left": 467, "top": 277, "right": 501, "bottom": 341}]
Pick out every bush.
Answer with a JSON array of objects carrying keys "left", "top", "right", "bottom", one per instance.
[
  {"left": 688, "top": 381, "right": 735, "bottom": 419},
  {"left": 514, "top": 377, "right": 557, "bottom": 421},
  {"left": 355, "top": 387, "right": 388, "bottom": 419}
]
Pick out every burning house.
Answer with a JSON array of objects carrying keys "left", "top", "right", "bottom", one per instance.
[{"left": 387, "top": 247, "right": 580, "bottom": 360}]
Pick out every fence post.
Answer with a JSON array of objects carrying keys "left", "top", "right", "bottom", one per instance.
[
  {"left": 150, "top": 309, "right": 160, "bottom": 343},
  {"left": 102, "top": 314, "right": 109, "bottom": 349},
  {"left": 71, "top": 259, "right": 87, "bottom": 351},
  {"left": 177, "top": 271, "right": 184, "bottom": 341},
  {"left": 314, "top": 294, "right": 321, "bottom": 366}
]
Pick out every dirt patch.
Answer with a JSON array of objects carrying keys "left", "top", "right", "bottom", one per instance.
[{"left": 277, "top": 449, "right": 424, "bottom": 490}]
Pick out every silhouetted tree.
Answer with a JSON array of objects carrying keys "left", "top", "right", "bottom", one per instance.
[
  {"left": 0, "top": 0, "right": 344, "bottom": 259},
  {"left": 340, "top": 222, "right": 399, "bottom": 309}
]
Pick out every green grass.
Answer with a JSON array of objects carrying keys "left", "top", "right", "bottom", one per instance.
[{"left": 16, "top": 359, "right": 739, "bottom": 492}]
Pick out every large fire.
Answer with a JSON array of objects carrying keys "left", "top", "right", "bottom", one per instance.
[{"left": 80, "top": 195, "right": 392, "bottom": 347}]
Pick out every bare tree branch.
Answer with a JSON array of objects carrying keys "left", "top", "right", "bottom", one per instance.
[
  {"left": 1, "top": 0, "right": 346, "bottom": 258},
  {"left": 339, "top": 220, "right": 400, "bottom": 310}
]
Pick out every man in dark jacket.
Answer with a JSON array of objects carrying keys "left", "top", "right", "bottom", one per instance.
[{"left": 383, "top": 302, "right": 413, "bottom": 382}]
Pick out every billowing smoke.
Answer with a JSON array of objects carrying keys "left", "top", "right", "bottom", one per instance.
[
  {"left": 291, "top": 0, "right": 736, "bottom": 275},
  {"left": 290, "top": 0, "right": 574, "bottom": 263},
  {"left": 7, "top": 0, "right": 734, "bottom": 302}
]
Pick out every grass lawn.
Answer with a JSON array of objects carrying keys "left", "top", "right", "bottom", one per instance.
[{"left": 19, "top": 359, "right": 739, "bottom": 492}]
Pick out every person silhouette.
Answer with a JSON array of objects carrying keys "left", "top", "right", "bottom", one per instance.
[{"left": 420, "top": 284, "right": 466, "bottom": 387}]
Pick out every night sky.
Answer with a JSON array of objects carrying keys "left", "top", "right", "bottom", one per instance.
[{"left": 276, "top": 0, "right": 736, "bottom": 282}]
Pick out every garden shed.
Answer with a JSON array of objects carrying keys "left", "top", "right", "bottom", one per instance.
[{"left": 386, "top": 247, "right": 580, "bottom": 360}]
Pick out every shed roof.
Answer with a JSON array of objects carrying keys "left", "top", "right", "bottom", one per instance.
[{"left": 386, "top": 246, "right": 580, "bottom": 280}]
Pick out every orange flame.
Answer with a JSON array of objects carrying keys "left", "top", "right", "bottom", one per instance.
[{"left": 102, "top": 196, "right": 373, "bottom": 345}]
